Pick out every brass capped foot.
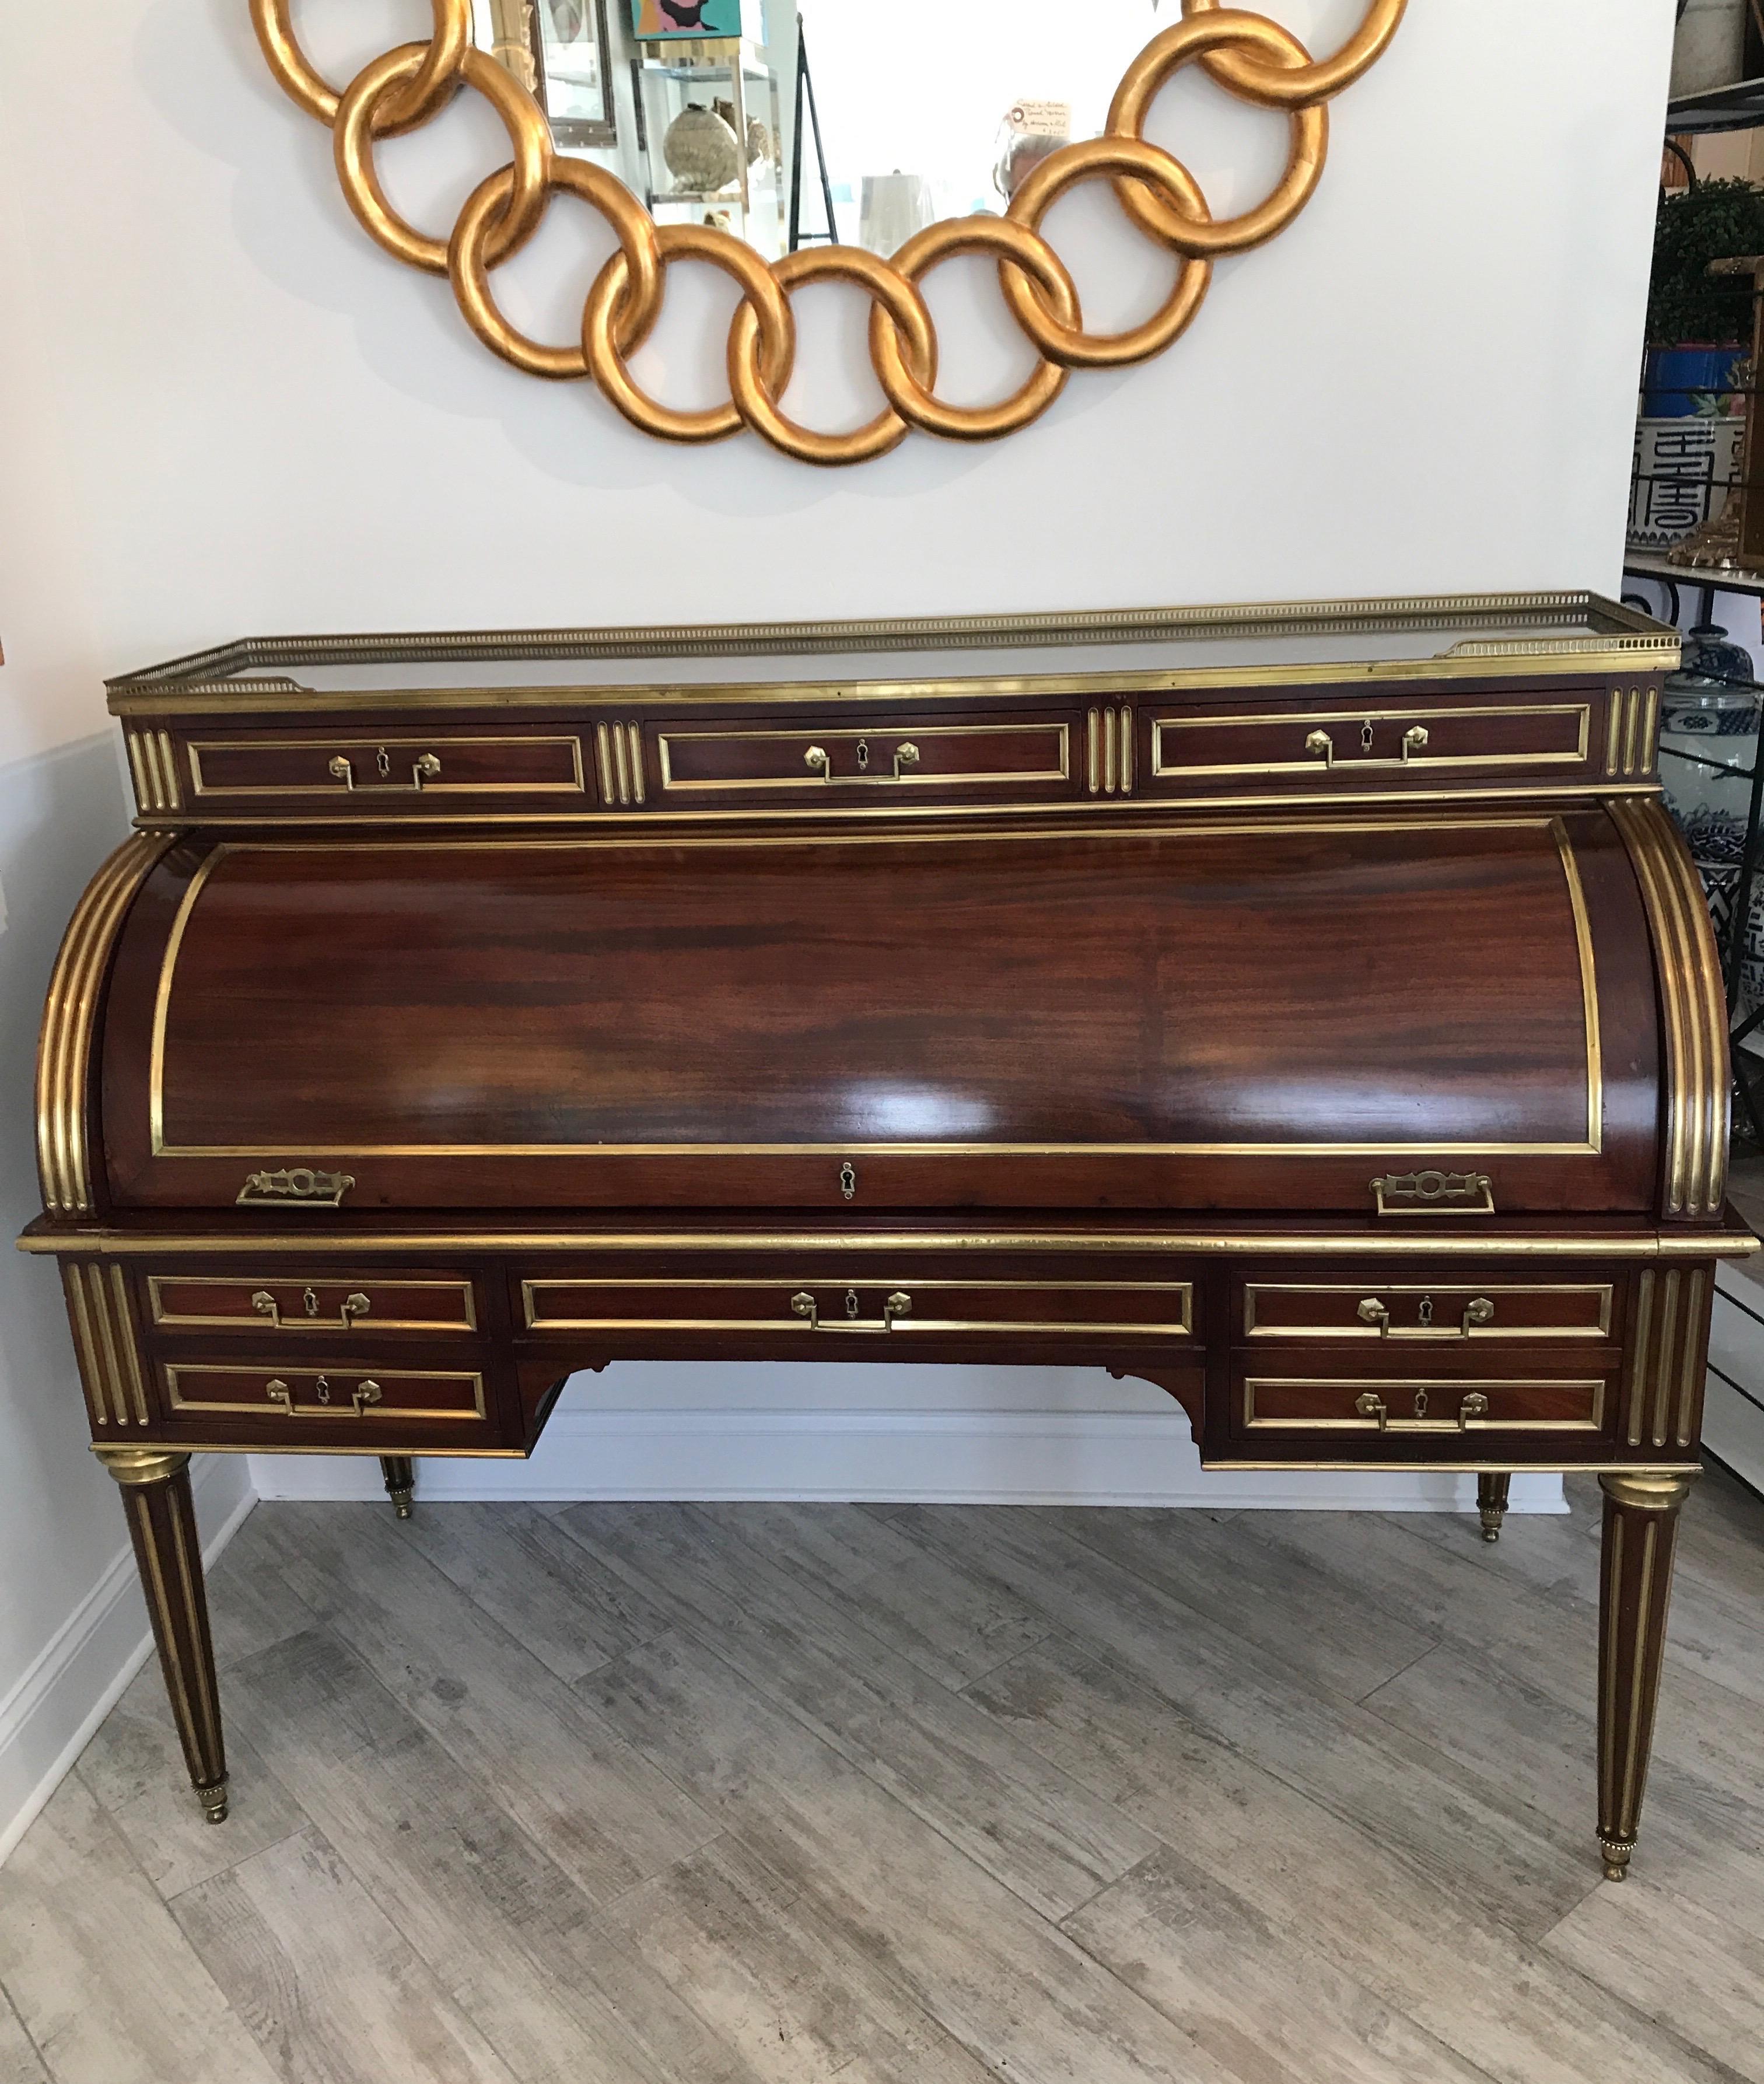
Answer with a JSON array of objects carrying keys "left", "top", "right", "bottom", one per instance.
[
  {"left": 380, "top": 1455, "right": 416, "bottom": 1520},
  {"left": 1477, "top": 1472, "right": 1510, "bottom": 1543},
  {"left": 1600, "top": 1833, "right": 1634, "bottom": 1882},
  {"left": 197, "top": 1778, "right": 229, "bottom": 1824}
]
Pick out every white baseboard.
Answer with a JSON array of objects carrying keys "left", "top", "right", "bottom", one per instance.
[
  {"left": 0, "top": 1456, "right": 256, "bottom": 1868},
  {"left": 248, "top": 1406, "right": 1569, "bottom": 1516}
]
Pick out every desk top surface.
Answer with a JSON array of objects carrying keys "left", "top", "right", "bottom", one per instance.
[{"left": 107, "top": 592, "right": 1675, "bottom": 709}]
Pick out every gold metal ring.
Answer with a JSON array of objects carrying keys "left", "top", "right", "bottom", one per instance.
[
  {"left": 250, "top": 0, "right": 469, "bottom": 137},
  {"left": 583, "top": 223, "right": 795, "bottom": 445},
  {"left": 1109, "top": 16, "right": 1326, "bottom": 257},
  {"left": 334, "top": 44, "right": 551, "bottom": 275},
  {"left": 730, "top": 248, "right": 936, "bottom": 466},
  {"left": 1181, "top": 0, "right": 1407, "bottom": 108},
  {"left": 1005, "top": 138, "right": 1214, "bottom": 370},
  {"left": 870, "top": 219, "right": 1073, "bottom": 440},
  {"left": 450, "top": 160, "right": 662, "bottom": 379}
]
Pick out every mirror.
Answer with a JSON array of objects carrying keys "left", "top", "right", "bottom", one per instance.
[{"left": 476, "top": 1, "right": 1170, "bottom": 258}]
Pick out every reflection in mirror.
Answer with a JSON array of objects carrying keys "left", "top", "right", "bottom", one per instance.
[{"left": 477, "top": 1, "right": 1167, "bottom": 259}]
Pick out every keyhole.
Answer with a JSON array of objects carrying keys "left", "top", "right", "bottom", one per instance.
[
  {"left": 856, "top": 739, "right": 870, "bottom": 771},
  {"left": 316, "top": 1376, "right": 332, "bottom": 1405},
  {"left": 845, "top": 1289, "right": 860, "bottom": 1320},
  {"left": 840, "top": 1162, "right": 856, "bottom": 1200},
  {"left": 376, "top": 745, "right": 391, "bottom": 778},
  {"left": 1360, "top": 719, "right": 1375, "bottom": 754},
  {"left": 1418, "top": 1296, "right": 1434, "bottom": 1327},
  {"left": 303, "top": 1286, "right": 319, "bottom": 1317},
  {"left": 1413, "top": 1387, "right": 1430, "bottom": 1419}
]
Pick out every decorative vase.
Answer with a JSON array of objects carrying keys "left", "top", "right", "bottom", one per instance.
[
  {"left": 662, "top": 104, "right": 742, "bottom": 193},
  {"left": 1642, "top": 344, "right": 1746, "bottom": 418}
]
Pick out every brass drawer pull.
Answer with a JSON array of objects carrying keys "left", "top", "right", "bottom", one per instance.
[
  {"left": 265, "top": 1375, "right": 383, "bottom": 1417},
  {"left": 803, "top": 742, "right": 921, "bottom": 784},
  {"left": 328, "top": 748, "right": 442, "bottom": 791},
  {"left": 251, "top": 1288, "right": 371, "bottom": 1331},
  {"left": 236, "top": 1167, "right": 355, "bottom": 1208},
  {"left": 790, "top": 1289, "right": 914, "bottom": 1334},
  {"left": 1371, "top": 1170, "right": 1495, "bottom": 1217},
  {"left": 1356, "top": 1295, "right": 1496, "bottom": 1338},
  {"left": 1304, "top": 723, "right": 1430, "bottom": 770},
  {"left": 1354, "top": 1389, "right": 1490, "bottom": 1432}
]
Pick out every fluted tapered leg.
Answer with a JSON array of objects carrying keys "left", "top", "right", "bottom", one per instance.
[
  {"left": 97, "top": 1447, "right": 228, "bottom": 1823},
  {"left": 1597, "top": 1469, "right": 1696, "bottom": 1880},
  {"left": 379, "top": 1454, "right": 416, "bottom": 1518},
  {"left": 1477, "top": 1471, "right": 1511, "bottom": 1542}
]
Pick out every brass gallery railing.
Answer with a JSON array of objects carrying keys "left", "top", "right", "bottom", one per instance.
[{"left": 249, "top": 0, "right": 1405, "bottom": 467}]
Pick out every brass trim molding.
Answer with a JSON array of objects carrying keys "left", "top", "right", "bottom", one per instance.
[
  {"left": 522, "top": 1274, "right": 1194, "bottom": 1336},
  {"left": 22, "top": 1228, "right": 1749, "bottom": 1261},
  {"left": 94, "top": 1445, "right": 191, "bottom": 1486},
  {"left": 37, "top": 832, "right": 177, "bottom": 1218},
  {"left": 103, "top": 592, "right": 1675, "bottom": 706},
  {"left": 1242, "top": 1375, "right": 1608, "bottom": 1432},
  {"left": 163, "top": 1362, "right": 487, "bottom": 1422},
  {"left": 1608, "top": 798, "right": 1730, "bottom": 1218},
  {"left": 146, "top": 1274, "right": 478, "bottom": 1334},
  {"left": 187, "top": 734, "right": 587, "bottom": 799},
  {"left": 145, "top": 815, "right": 1604, "bottom": 1165},
  {"left": 1152, "top": 702, "right": 1592, "bottom": 780},
  {"left": 1605, "top": 687, "right": 1660, "bottom": 780},
  {"left": 656, "top": 722, "right": 1070, "bottom": 795},
  {"left": 1242, "top": 1281, "right": 1615, "bottom": 1340}
]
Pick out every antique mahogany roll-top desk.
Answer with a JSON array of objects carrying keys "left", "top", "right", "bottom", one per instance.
[{"left": 19, "top": 591, "right": 1754, "bottom": 1882}]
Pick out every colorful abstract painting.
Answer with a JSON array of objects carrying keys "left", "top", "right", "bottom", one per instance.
[{"left": 631, "top": 0, "right": 750, "bottom": 37}]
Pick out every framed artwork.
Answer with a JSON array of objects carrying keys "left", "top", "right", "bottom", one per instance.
[
  {"left": 485, "top": 0, "right": 618, "bottom": 148},
  {"left": 631, "top": 0, "right": 754, "bottom": 40}
]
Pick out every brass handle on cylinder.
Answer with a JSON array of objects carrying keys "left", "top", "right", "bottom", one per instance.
[
  {"left": 892, "top": 742, "right": 920, "bottom": 779},
  {"left": 804, "top": 745, "right": 831, "bottom": 781},
  {"left": 1304, "top": 729, "right": 1334, "bottom": 768},
  {"left": 1400, "top": 724, "right": 1430, "bottom": 761}
]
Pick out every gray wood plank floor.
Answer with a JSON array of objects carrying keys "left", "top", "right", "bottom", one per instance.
[{"left": 3, "top": 1474, "right": 1762, "bottom": 2084}]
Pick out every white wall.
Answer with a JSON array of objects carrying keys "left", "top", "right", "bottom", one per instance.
[
  {"left": 0, "top": 167, "right": 256, "bottom": 1859},
  {"left": 0, "top": 0, "right": 1671, "bottom": 1792}
]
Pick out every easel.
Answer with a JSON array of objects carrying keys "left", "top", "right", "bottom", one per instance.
[{"left": 786, "top": 11, "right": 838, "bottom": 251}]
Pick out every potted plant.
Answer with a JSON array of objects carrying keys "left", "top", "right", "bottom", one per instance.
[{"left": 1644, "top": 176, "right": 1764, "bottom": 414}]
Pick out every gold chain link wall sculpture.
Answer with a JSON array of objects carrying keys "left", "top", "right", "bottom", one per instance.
[{"left": 250, "top": 0, "right": 1405, "bottom": 467}]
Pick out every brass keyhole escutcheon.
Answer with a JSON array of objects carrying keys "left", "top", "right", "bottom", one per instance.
[
  {"left": 376, "top": 744, "right": 392, "bottom": 778},
  {"left": 1418, "top": 1296, "right": 1434, "bottom": 1327},
  {"left": 856, "top": 738, "right": 870, "bottom": 771},
  {"left": 316, "top": 1375, "right": 332, "bottom": 1405},
  {"left": 303, "top": 1286, "right": 319, "bottom": 1317},
  {"left": 839, "top": 1162, "right": 856, "bottom": 1200},
  {"left": 1360, "top": 718, "right": 1375, "bottom": 753},
  {"left": 1412, "top": 1387, "right": 1430, "bottom": 1419},
  {"left": 845, "top": 1288, "right": 860, "bottom": 1320}
]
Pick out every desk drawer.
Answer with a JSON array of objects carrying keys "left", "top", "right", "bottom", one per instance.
[
  {"left": 1237, "top": 1369, "right": 1609, "bottom": 1436},
  {"left": 184, "top": 732, "right": 586, "bottom": 803},
  {"left": 1243, "top": 1278, "right": 1616, "bottom": 1342},
  {"left": 145, "top": 1272, "right": 479, "bottom": 1337},
  {"left": 1149, "top": 699, "right": 1592, "bottom": 792},
  {"left": 520, "top": 1272, "right": 1193, "bottom": 1338},
  {"left": 159, "top": 1361, "right": 488, "bottom": 1425},
  {"left": 655, "top": 718, "right": 1072, "bottom": 800}
]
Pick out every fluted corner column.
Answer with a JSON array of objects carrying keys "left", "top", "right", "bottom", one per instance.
[
  {"left": 1597, "top": 1468, "right": 1697, "bottom": 1881},
  {"left": 96, "top": 1447, "right": 228, "bottom": 1823}
]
